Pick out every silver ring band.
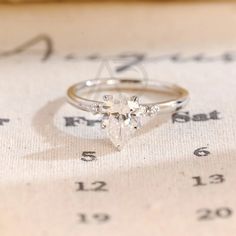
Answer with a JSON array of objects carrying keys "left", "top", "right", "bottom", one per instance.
[{"left": 67, "top": 78, "right": 189, "bottom": 115}]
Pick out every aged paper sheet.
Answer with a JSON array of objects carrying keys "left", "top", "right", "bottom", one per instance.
[{"left": 0, "top": 2, "right": 236, "bottom": 236}]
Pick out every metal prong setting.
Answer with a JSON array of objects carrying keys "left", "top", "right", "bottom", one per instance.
[
  {"left": 130, "top": 95, "right": 139, "bottom": 102},
  {"left": 103, "top": 94, "right": 113, "bottom": 101}
]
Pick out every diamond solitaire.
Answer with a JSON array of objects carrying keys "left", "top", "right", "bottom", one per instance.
[
  {"left": 101, "top": 94, "right": 147, "bottom": 150},
  {"left": 67, "top": 78, "right": 189, "bottom": 150}
]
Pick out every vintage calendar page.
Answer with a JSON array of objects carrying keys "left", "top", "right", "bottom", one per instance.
[{"left": 0, "top": 2, "right": 236, "bottom": 236}]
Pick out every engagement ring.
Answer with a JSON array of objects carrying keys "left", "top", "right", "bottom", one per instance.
[{"left": 67, "top": 78, "right": 189, "bottom": 150}]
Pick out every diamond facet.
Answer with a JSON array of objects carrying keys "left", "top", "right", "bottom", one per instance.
[{"left": 101, "top": 94, "right": 143, "bottom": 150}]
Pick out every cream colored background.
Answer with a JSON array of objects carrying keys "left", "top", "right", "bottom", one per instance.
[{"left": 0, "top": 2, "right": 236, "bottom": 236}]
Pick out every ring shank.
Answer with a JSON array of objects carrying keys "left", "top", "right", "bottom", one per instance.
[{"left": 67, "top": 78, "right": 189, "bottom": 114}]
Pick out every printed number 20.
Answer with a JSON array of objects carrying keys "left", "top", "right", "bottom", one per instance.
[{"left": 197, "top": 208, "right": 232, "bottom": 221}]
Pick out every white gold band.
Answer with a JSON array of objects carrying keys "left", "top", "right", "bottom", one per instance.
[{"left": 67, "top": 78, "right": 189, "bottom": 115}]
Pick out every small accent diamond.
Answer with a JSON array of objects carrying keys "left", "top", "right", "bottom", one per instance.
[
  {"left": 90, "top": 103, "right": 102, "bottom": 114},
  {"left": 147, "top": 104, "right": 160, "bottom": 116}
]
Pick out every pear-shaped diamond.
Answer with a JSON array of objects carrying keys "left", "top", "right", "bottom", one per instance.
[{"left": 101, "top": 94, "right": 142, "bottom": 150}]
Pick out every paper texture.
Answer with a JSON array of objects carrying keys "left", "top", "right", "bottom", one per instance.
[{"left": 0, "top": 2, "right": 236, "bottom": 236}]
